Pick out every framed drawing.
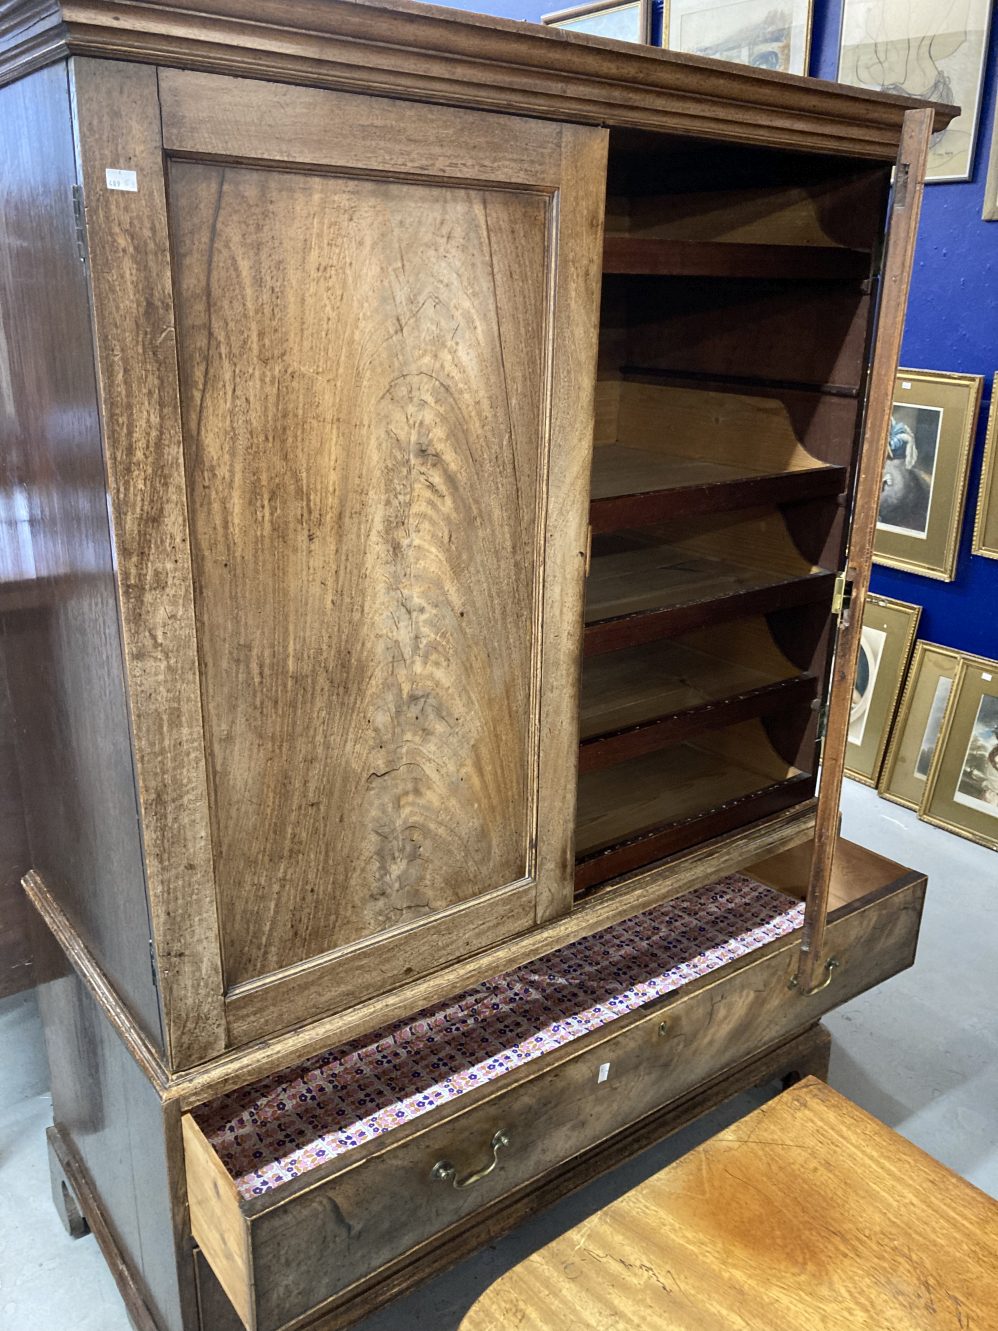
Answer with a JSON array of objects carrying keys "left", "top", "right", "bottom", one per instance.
[
  {"left": 844, "top": 595, "right": 921, "bottom": 786},
  {"left": 972, "top": 380, "right": 998, "bottom": 558},
  {"left": 542, "top": 0, "right": 652, "bottom": 42},
  {"left": 878, "top": 642, "right": 961, "bottom": 808},
  {"left": 837, "top": 0, "right": 993, "bottom": 182},
  {"left": 922, "top": 657, "right": 998, "bottom": 849},
  {"left": 873, "top": 369, "right": 981, "bottom": 581},
  {"left": 662, "top": 0, "right": 813, "bottom": 75}
]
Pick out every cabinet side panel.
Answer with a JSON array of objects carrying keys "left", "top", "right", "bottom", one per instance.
[
  {"left": 30, "top": 914, "right": 192, "bottom": 1331},
  {"left": 0, "top": 63, "right": 162, "bottom": 1045},
  {"left": 0, "top": 662, "right": 32, "bottom": 995}
]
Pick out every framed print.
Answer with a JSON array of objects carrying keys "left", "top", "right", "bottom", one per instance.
[
  {"left": 662, "top": 0, "right": 813, "bottom": 75},
  {"left": 984, "top": 114, "right": 998, "bottom": 219},
  {"left": 837, "top": 0, "right": 993, "bottom": 183},
  {"left": 844, "top": 595, "right": 921, "bottom": 786},
  {"left": 922, "top": 657, "right": 998, "bottom": 849},
  {"left": 878, "top": 642, "right": 961, "bottom": 808},
  {"left": 873, "top": 369, "right": 981, "bottom": 581},
  {"left": 972, "top": 380, "right": 998, "bottom": 558},
  {"left": 542, "top": 0, "right": 652, "bottom": 42}
]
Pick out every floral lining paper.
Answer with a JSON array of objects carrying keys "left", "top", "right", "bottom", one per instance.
[{"left": 198, "top": 873, "right": 804, "bottom": 1199}]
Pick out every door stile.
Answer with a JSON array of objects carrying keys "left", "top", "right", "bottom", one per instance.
[
  {"left": 533, "top": 122, "right": 607, "bottom": 924},
  {"left": 796, "top": 107, "right": 934, "bottom": 995},
  {"left": 70, "top": 56, "right": 227, "bottom": 1068}
]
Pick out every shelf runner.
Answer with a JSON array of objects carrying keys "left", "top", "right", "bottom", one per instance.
[{"left": 198, "top": 874, "right": 804, "bottom": 1198}]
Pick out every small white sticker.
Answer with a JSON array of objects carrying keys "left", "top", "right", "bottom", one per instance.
[
  {"left": 901, "top": 380, "right": 913, "bottom": 390},
  {"left": 105, "top": 168, "right": 138, "bottom": 193},
  {"left": 983, "top": 672, "right": 993, "bottom": 681},
  {"left": 597, "top": 1062, "right": 610, "bottom": 1084}
]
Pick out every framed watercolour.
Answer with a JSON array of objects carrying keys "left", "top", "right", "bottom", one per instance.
[
  {"left": 837, "top": 0, "right": 993, "bottom": 183},
  {"left": 873, "top": 369, "right": 981, "bottom": 581},
  {"left": 972, "top": 380, "right": 998, "bottom": 558},
  {"left": 662, "top": 0, "right": 812, "bottom": 75},
  {"left": 542, "top": 0, "right": 652, "bottom": 42},
  {"left": 844, "top": 595, "right": 921, "bottom": 786},
  {"left": 922, "top": 658, "right": 998, "bottom": 850},
  {"left": 878, "top": 642, "right": 961, "bottom": 809}
]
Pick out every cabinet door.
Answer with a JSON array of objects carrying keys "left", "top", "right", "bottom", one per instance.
[{"left": 73, "top": 60, "right": 606, "bottom": 1061}]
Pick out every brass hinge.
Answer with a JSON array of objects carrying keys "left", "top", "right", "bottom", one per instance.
[
  {"left": 71, "top": 184, "right": 86, "bottom": 264},
  {"left": 832, "top": 572, "right": 854, "bottom": 625}
]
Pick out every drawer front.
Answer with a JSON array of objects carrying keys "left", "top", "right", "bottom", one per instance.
[{"left": 188, "top": 864, "right": 925, "bottom": 1331}]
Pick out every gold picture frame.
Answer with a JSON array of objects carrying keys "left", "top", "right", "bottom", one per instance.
[
  {"left": 844, "top": 595, "right": 921, "bottom": 787},
  {"left": 921, "top": 657, "right": 998, "bottom": 850},
  {"left": 972, "top": 379, "right": 998, "bottom": 559},
  {"left": 983, "top": 108, "right": 998, "bottom": 220},
  {"left": 873, "top": 369, "right": 982, "bottom": 582},
  {"left": 660, "top": 0, "right": 813, "bottom": 75},
  {"left": 542, "top": 0, "right": 652, "bottom": 43},
  {"left": 878, "top": 642, "right": 961, "bottom": 810}
]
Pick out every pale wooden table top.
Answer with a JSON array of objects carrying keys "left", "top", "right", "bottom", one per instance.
[{"left": 460, "top": 1077, "right": 998, "bottom": 1330}]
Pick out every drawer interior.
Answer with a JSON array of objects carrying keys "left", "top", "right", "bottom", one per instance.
[
  {"left": 184, "top": 838, "right": 923, "bottom": 1331},
  {"left": 190, "top": 873, "right": 804, "bottom": 1207},
  {"left": 746, "top": 837, "right": 921, "bottom": 917}
]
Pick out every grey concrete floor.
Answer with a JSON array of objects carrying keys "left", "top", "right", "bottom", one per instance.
[{"left": 1, "top": 780, "right": 996, "bottom": 1330}]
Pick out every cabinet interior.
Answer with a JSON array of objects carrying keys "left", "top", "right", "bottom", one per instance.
[{"left": 576, "top": 129, "right": 892, "bottom": 894}]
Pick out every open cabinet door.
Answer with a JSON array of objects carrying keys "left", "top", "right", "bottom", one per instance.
[
  {"left": 72, "top": 58, "right": 607, "bottom": 1063},
  {"left": 796, "top": 107, "right": 935, "bottom": 995}
]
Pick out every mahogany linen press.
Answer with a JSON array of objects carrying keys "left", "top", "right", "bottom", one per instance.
[{"left": 0, "top": 1, "right": 946, "bottom": 1327}]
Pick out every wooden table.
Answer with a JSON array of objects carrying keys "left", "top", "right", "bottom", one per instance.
[{"left": 460, "top": 1078, "right": 998, "bottom": 1330}]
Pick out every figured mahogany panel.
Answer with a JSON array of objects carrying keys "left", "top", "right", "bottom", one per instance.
[{"left": 169, "top": 162, "right": 555, "bottom": 986}]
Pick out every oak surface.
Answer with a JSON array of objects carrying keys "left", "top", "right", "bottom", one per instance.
[{"left": 460, "top": 1077, "right": 998, "bottom": 1331}]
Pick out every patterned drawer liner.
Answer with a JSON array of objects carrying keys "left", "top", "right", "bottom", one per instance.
[{"left": 198, "top": 874, "right": 803, "bottom": 1199}]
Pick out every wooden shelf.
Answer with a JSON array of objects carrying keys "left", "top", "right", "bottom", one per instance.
[
  {"left": 590, "top": 444, "right": 846, "bottom": 531},
  {"left": 585, "top": 540, "right": 834, "bottom": 656},
  {"left": 602, "top": 235, "right": 871, "bottom": 282},
  {"left": 575, "top": 739, "right": 812, "bottom": 891},
  {"left": 579, "top": 638, "right": 816, "bottom": 773}
]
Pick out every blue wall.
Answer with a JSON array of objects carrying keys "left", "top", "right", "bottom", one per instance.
[{"left": 435, "top": 0, "right": 998, "bottom": 658}]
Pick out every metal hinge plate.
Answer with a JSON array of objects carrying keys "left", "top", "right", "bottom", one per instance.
[
  {"left": 832, "top": 572, "right": 854, "bottom": 624},
  {"left": 72, "top": 184, "right": 86, "bottom": 264}
]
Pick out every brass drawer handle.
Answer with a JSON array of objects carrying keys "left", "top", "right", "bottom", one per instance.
[
  {"left": 789, "top": 957, "right": 839, "bottom": 995},
  {"left": 431, "top": 1130, "right": 510, "bottom": 1190}
]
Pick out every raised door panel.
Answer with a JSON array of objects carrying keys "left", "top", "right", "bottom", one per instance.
[
  {"left": 73, "top": 60, "right": 606, "bottom": 1057},
  {"left": 170, "top": 163, "right": 548, "bottom": 985}
]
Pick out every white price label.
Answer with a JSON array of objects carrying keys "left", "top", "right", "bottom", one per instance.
[{"left": 105, "top": 168, "right": 138, "bottom": 193}]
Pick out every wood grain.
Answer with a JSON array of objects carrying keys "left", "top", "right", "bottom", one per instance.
[
  {"left": 460, "top": 1077, "right": 998, "bottom": 1331},
  {"left": 188, "top": 851, "right": 923, "bottom": 1331},
  {"left": 182, "top": 1114, "right": 253, "bottom": 1329},
  {"left": 576, "top": 722, "right": 796, "bottom": 857},
  {"left": 0, "top": 1, "right": 957, "bottom": 158},
  {"left": 602, "top": 235, "right": 870, "bottom": 280},
  {"left": 0, "top": 62, "right": 161, "bottom": 1038},
  {"left": 171, "top": 160, "right": 542, "bottom": 984},
  {"left": 192, "top": 1024, "right": 833, "bottom": 1331},
  {"left": 70, "top": 58, "right": 226, "bottom": 1067},
  {"left": 162, "top": 79, "right": 605, "bottom": 1015},
  {"left": 796, "top": 109, "right": 934, "bottom": 995}
]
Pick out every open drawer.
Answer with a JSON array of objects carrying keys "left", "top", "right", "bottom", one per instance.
[{"left": 184, "top": 839, "right": 925, "bottom": 1331}]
